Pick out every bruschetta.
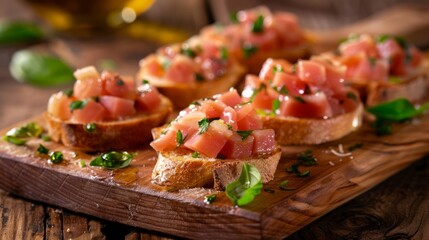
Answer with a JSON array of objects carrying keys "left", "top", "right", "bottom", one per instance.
[
  {"left": 137, "top": 36, "right": 246, "bottom": 109},
  {"left": 44, "top": 66, "right": 173, "bottom": 151},
  {"left": 316, "top": 34, "right": 429, "bottom": 106},
  {"left": 242, "top": 58, "right": 364, "bottom": 145},
  {"left": 200, "top": 6, "right": 311, "bottom": 73},
  {"left": 150, "top": 89, "right": 281, "bottom": 190}
]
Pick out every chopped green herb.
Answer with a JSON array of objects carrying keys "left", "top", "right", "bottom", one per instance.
[
  {"left": 299, "top": 170, "right": 310, "bottom": 177},
  {"left": 367, "top": 98, "right": 429, "bottom": 122},
  {"left": 181, "top": 47, "right": 197, "bottom": 58},
  {"left": 290, "top": 64, "right": 297, "bottom": 74},
  {"left": 69, "top": 100, "right": 86, "bottom": 112},
  {"left": 376, "top": 34, "right": 390, "bottom": 43},
  {"left": 204, "top": 194, "right": 217, "bottom": 204},
  {"left": 263, "top": 188, "right": 275, "bottom": 193},
  {"left": 273, "top": 65, "right": 284, "bottom": 73},
  {"left": 176, "top": 130, "right": 187, "bottom": 147},
  {"left": 220, "top": 46, "right": 229, "bottom": 60},
  {"left": 63, "top": 89, "right": 73, "bottom": 97},
  {"left": 84, "top": 123, "right": 96, "bottom": 133},
  {"left": 37, "top": 144, "right": 49, "bottom": 154},
  {"left": 3, "top": 122, "right": 43, "bottom": 145},
  {"left": 237, "top": 130, "right": 252, "bottom": 140},
  {"left": 190, "top": 101, "right": 201, "bottom": 106},
  {"left": 90, "top": 151, "right": 132, "bottom": 169},
  {"left": 394, "top": 36, "right": 408, "bottom": 49},
  {"left": 142, "top": 79, "right": 150, "bottom": 85},
  {"left": 297, "top": 149, "right": 318, "bottom": 166},
  {"left": 242, "top": 44, "right": 257, "bottom": 59},
  {"left": 272, "top": 99, "right": 281, "bottom": 114},
  {"left": 274, "top": 85, "right": 288, "bottom": 95},
  {"left": 116, "top": 78, "right": 124, "bottom": 86},
  {"left": 230, "top": 11, "right": 239, "bottom": 23},
  {"left": 195, "top": 73, "right": 205, "bottom": 82},
  {"left": 348, "top": 143, "right": 363, "bottom": 152},
  {"left": 49, "top": 151, "right": 63, "bottom": 163},
  {"left": 279, "top": 180, "right": 295, "bottom": 191},
  {"left": 226, "top": 163, "right": 263, "bottom": 206},
  {"left": 198, "top": 118, "right": 210, "bottom": 135},
  {"left": 346, "top": 92, "right": 358, "bottom": 101},
  {"left": 251, "top": 15, "right": 264, "bottom": 33},
  {"left": 294, "top": 96, "right": 306, "bottom": 104},
  {"left": 79, "top": 160, "right": 86, "bottom": 168},
  {"left": 192, "top": 152, "right": 200, "bottom": 158},
  {"left": 249, "top": 83, "right": 267, "bottom": 102},
  {"left": 227, "top": 124, "right": 233, "bottom": 130},
  {"left": 41, "top": 134, "right": 51, "bottom": 141}
]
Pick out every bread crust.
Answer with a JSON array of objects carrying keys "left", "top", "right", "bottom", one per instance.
[
  {"left": 261, "top": 103, "right": 364, "bottom": 145},
  {"left": 151, "top": 148, "right": 282, "bottom": 190},
  {"left": 365, "top": 71, "right": 429, "bottom": 106},
  {"left": 137, "top": 62, "right": 247, "bottom": 109},
  {"left": 44, "top": 96, "right": 173, "bottom": 151}
]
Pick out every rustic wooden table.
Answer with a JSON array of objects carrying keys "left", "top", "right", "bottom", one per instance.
[{"left": 0, "top": 1, "right": 428, "bottom": 239}]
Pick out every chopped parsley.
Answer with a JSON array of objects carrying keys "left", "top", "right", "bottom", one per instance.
[
  {"left": 274, "top": 85, "right": 288, "bottom": 95},
  {"left": 63, "top": 89, "right": 73, "bottom": 97},
  {"left": 220, "top": 46, "right": 229, "bottom": 60},
  {"left": 237, "top": 130, "right": 252, "bottom": 140},
  {"left": 242, "top": 44, "right": 257, "bottom": 59},
  {"left": 49, "top": 151, "right": 63, "bottom": 163},
  {"left": 279, "top": 180, "right": 295, "bottom": 191},
  {"left": 181, "top": 47, "right": 197, "bottom": 58},
  {"left": 272, "top": 99, "right": 281, "bottom": 114},
  {"left": 294, "top": 96, "right": 306, "bottom": 104},
  {"left": 204, "top": 194, "right": 217, "bottom": 204},
  {"left": 251, "top": 15, "right": 264, "bottom": 33},
  {"left": 273, "top": 65, "right": 284, "bottom": 73},
  {"left": 176, "top": 130, "right": 186, "bottom": 147},
  {"left": 69, "top": 100, "right": 86, "bottom": 112},
  {"left": 198, "top": 118, "right": 210, "bottom": 135},
  {"left": 36, "top": 144, "right": 49, "bottom": 154},
  {"left": 89, "top": 151, "right": 132, "bottom": 169},
  {"left": 116, "top": 78, "right": 125, "bottom": 86},
  {"left": 286, "top": 149, "right": 317, "bottom": 177},
  {"left": 192, "top": 152, "right": 200, "bottom": 158},
  {"left": 142, "top": 79, "right": 150, "bottom": 85},
  {"left": 348, "top": 143, "right": 363, "bottom": 152},
  {"left": 346, "top": 92, "right": 358, "bottom": 101},
  {"left": 230, "top": 11, "right": 239, "bottom": 23}
]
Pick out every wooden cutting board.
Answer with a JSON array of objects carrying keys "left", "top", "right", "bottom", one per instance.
[{"left": 1, "top": 114, "right": 429, "bottom": 239}]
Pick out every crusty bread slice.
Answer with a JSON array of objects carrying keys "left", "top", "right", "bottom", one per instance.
[
  {"left": 137, "top": 62, "right": 246, "bottom": 109},
  {"left": 261, "top": 103, "right": 364, "bottom": 145},
  {"left": 366, "top": 70, "right": 429, "bottom": 106},
  {"left": 151, "top": 147, "right": 282, "bottom": 190},
  {"left": 44, "top": 96, "right": 173, "bottom": 151}
]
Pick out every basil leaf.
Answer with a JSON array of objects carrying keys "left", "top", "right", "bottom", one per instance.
[
  {"left": 90, "top": 151, "right": 132, "bottom": 169},
  {"left": 366, "top": 98, "right": 429, "bottom": 122},
  {"left": 226, "top": 163, "right": 263, "bottom": 206},
  {"left": 251, "top": 15, "right": 264, "bottom": 33},
  {"left": 10, "top": 50, "right": 74, "bottom": 87},
  {"left": 0, "top": 21, "right": 45, "bottom": 45},
  {"left": 236, "top": 130, "right": 252, "bottom": 140},
  {"left": 198, "top": 118, "right": 210, "bottom": 135}
]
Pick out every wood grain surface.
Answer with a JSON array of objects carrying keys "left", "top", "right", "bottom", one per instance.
[{"left": 0, "top": 112, "right": 429, "bottom": 239}]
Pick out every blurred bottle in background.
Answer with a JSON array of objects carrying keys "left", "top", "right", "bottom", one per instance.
[{"left": 22, "top": 0, "right": 155, "bottom": 36}]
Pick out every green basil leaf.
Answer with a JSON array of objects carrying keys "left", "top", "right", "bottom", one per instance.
[
  {"left": 90, "top": 151, "right": 132, "bottom": 169},
  {"left": 0, "top": 21, "right": 45, "bottom": 45},
  {"left": 366, "top": 98, "right": 429, "bottom": 122},
  {"left": 236, "top": 130, "right": 252, "bottom": 140},
  {"left": 10, "top": 50, "right": 74, "bottom": 87},
  {"left": 198, "top": 118, "right": 210, "bottom": 135},
  {"left": 226, "top": 163, "right": 263, "bottom": 206},
  {"left": 251, "top": 15, "right": 264, "bottom": 33}
]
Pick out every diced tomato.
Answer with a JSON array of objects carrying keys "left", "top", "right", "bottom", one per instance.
[
  {"left": 71, "top": 99, "right": 107, "bottom": 123},
  {"left": 297, "top": 60, "right": 326, "bottom": 85},
  {"left": 272, "top": 71, "right": 306, "bottom": 96},
  {"left": 73, "top": 78, "right": 102, "bottom": 99},
  {"left": 251, "top": 129, "right": 276, "bottom": 154},
  {"left": 217, "top": 89, "right": 242, "bottom": 107},
  {"left": 99, "top": 96, "right": 135, "bottom": 120},
  {"left": 150, "top": 128, "right": 177, "bottom": 152},
  {"left": 136, "top": 86, "right": 161, "bottom": 112},
  {"left": 101, "top": 72, "right": 134, "bottom": 99},
  {"left": 280, "top": 93, "right": 333, "bottom": 118},
  {"left": 237, "top": 111, "right": 263, "bottom": 130},
  {"left": 184, "top": 120, "right": 232, "bottom": 158},
  {"left": 165, "top": 55, "right": 196, "bottom": 83},
  {"left": 175, "top": 111, "right": 205, "bottom": 137},
  {"left": 200, "top": 100, "right": 226, "bottom": 118},
  {"left": 221, "top": 106, "right": 238, "bottom": 131},
  {"left": 252, "top": 88, "right": 276, "bottom": 110},
  {"left": 219, "top": 133, "right": 254, "bottom": 159},
  {"left": 47, "top": 92, "right": 73, "bottom": 120},
  {"left": 340, "top": 35, "right": 378, "bottom": 57},
  {"left": 140, "top": 55, "right": 164, "bottom": 77}
]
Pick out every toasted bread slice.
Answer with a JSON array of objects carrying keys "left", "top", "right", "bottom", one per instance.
[
  {"left": 366, "top": 69, "right": 429, "bottom": 106},
  {"left": 44, "top": 96, "right": 172, "bottom": 151},
  {"left": 137, "top": 62, "right": 246, "bottom": 109},
  {"left": 261, "top": 103, "right": 364, "bottom": 145},
  {"left": 151, "top": 147, "right": 282, "bottom": 190}
]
